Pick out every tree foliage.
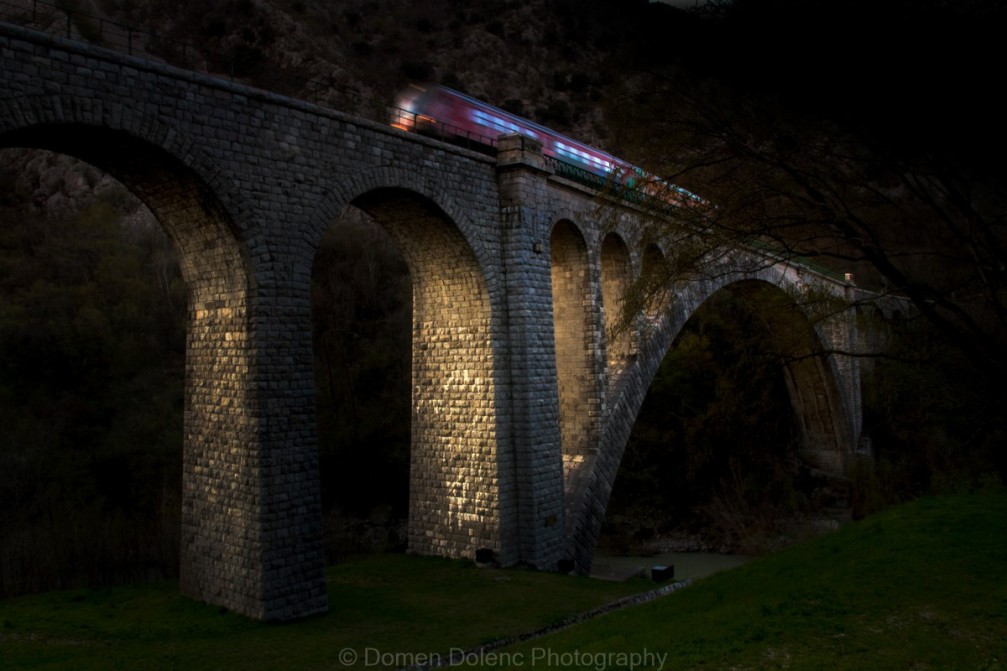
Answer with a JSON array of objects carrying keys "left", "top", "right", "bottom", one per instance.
[
  {"left": 600, "top": 0, "right": 1007, "bottom": 528},
  {"left": 606, "top": 0, "right": 1007, "bottom": 382}
]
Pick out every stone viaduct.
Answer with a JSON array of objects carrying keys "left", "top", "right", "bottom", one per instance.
[{"left": 0, "top": 22, "right": 868, "bottom": 619}]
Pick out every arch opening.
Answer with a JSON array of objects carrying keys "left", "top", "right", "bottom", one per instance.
[
  {"left": 0, "top": 128, "right": 251, "bottom": 599},
  {"left": 601, "top": 280, "right": 851, "bottom": 557},
  {"left": 312, "top": 187, "right": 501, "bottom": 562},
  {"left": 310, "top": 206, "right": 411, "bottom": 560},
  {"left": 550, "top": 220, "right": 600, "bottom": 518},
  {"left": 600, "top": 233, "right": 633, "bottom": 378}
]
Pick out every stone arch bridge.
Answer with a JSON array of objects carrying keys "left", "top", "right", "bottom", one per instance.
[{"left": 0, "top": 22, "right": 869, "bottom": 620}]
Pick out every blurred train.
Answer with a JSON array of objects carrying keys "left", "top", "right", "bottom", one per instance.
[{"left": 389, "top": 83, "right": 701, "bottom": 207}]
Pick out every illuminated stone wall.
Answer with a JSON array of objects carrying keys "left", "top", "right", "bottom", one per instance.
[
  {"left": 352, "top": 192, "right": 503, "bottom": 560},
  {"left": 549, "top": 221, "right": 603, "bottom": 524}
]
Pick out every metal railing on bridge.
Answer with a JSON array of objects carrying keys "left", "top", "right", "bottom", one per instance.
[
  {"left": 544, "top": 154, "right": 684, "bottom": 216},
  {"left": 387, "top": 106, "right": 500, "bottom": 156}
]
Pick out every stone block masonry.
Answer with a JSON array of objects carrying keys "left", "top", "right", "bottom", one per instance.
[{"left": 0, "top": 22, "right": 867, "bottom": 619}]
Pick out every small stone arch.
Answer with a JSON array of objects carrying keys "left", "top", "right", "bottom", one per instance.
[{"left": 640, "top": 243, "right": 672, "bottom": 322}]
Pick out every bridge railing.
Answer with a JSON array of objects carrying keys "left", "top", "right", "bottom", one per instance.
[
  {"left": 1, "top": 0, "right": 195, "bottom": 66},
  {"left": 544, "top": 154, "right": 683, "bottom": 216},
  {"left": 387, "top": 106, "right": 500, "bottom": 156},
  {"left": 545, "top": 155, "right": 610, "bottom": 191}
]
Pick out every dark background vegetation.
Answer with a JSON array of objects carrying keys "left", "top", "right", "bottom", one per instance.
[
  {"left": 605, "top": 289, "right": 814, "bottom": 555},
  {"left": 1, "top": 0, "right": 1004, "bottom": 594},
  {"left": 310, "top": 213, "right": 412, "bottom": 559},
  {"left": 0, "top": 160, "right": 186, "bottom": 595}
]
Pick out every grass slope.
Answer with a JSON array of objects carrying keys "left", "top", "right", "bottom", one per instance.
[
  {"left": 479, "top": 492, "right": 1007, "bottom": 670},
  {"left": 1, "top": 492, "right": 1004, "bottom": 670},
  {"left": 0, "top": 554, "right": 649, "bottom": 670}
]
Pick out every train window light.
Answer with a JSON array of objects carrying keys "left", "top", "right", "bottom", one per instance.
[
  {"left": 472, "top": 109, "right": 537, "bottom": 138},
  {"left": 555, "top": 142, "right": 614, "bottom": 173}
]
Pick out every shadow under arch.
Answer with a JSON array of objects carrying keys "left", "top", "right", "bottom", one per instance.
[
  {"left": 721, "top": 279, "right": 854, "bottom": 470},
  {"left": 568, "top": 276, "right": 854, "bottom": 572},
  {"left": 312, "top": 186, "right": 507, "bottom": 562},
  {"left": 0, "top": 121, "right": 324, "bottom": 619}
]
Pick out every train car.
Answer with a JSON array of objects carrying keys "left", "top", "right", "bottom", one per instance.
[
  {"left": 390, "top": 83, "right": 626, "bottom": 178},
  {"left": 390, "top": 83, "right": 703, "bottom": 208}
]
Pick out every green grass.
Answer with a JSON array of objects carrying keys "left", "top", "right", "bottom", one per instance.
[
  {"left": 0, "top": 554, "right": 651, "bottom": 670},
  {"left": 2, "top": 492, "right": 1005, "bottom": 670},
  {"left": 478, "top": 492, "right": 1007, "bottom": 670}
]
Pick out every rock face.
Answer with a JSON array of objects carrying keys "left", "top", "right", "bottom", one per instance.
[{"left": 4, "top": 149, "right": 125, "bottom": 214}]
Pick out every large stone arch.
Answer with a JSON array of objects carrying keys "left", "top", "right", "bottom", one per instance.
[
  {"left": 681, "top": 279, "right": 853, "bottom": 470},
  {"left": 0, "top": 99, "right": 328, "bottom": 620},
  {"left": 307, "top": 172, "right": 510, "bottom": 562},
  {"left": 568, "top": 271, "right": 855, "bottom": 572}
]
